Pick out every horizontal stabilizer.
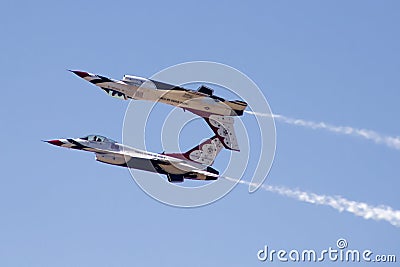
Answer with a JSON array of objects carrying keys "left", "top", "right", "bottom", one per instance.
[{"left": 226, "top": 100, "right": 247, "bottom": 116}]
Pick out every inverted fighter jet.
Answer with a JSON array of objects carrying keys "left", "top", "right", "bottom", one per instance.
[
  {"left": 70, "top": 70, "right": 247, "bottom": 151},
  {"left": 45, "top": 134, "right": 223, "bottom": 183}
]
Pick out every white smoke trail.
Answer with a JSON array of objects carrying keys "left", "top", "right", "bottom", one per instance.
[
  {"left": 245, "top": 111, "right": 400, "bottom": 150},
  {"left": 223, "top": 176, "right": 400, "bottom": 227}
]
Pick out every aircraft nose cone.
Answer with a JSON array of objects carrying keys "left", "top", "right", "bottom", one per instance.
[
  {"left": 69, "top": 70, "right": 90, "bottom": 78},
  {"left": 45, "top": 140, "right": 64, "bottom": 146}
]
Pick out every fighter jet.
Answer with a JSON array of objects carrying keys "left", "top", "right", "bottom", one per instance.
[
  {"left": 45, "top": 134, "right": 223, "bottom": 183},
  {"left": 70, "top": 70, "right": 247, "bottom": 151}
]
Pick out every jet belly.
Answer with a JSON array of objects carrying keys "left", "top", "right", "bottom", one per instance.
[
  {"left": 151, "top": 90, "right": 234, "bottom": 116},
  {"left": 71, "top": 70, "right": 246, "bottom": 117},
  {"left": 99, "top": 81, "right": 137, "bottom": 99},
  {"left": 188, "top": 98, "right": 235, "bottom": 116},
  {"left": 157, "top": 161, "right": 194, "bottom": 175},
  {"left": 158, "top": 158, "right": 209, "bottom": 175},
  {"left": 125, "top": 157, "right": 161, "bottom": 173},
  {"left": 108, "top": 82, "right": 166, "bottom": 102},
  {"left": 96, "top": 153, "right": 126, "bottom": 166},
  {"left": 96, "top": 154, "right": 163, "bottom": 174}
]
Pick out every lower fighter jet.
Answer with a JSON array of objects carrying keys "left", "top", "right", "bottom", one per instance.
[
  {"left": 70, "top": 70, "right": 247, "bottom": 151},
  {"left": 45, "top": 134, "right": 222, "bottom": 183}
]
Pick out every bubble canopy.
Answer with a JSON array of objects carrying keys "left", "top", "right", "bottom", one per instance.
[{"left": 80, "top": 135, "right": 117, "bottom": 143}]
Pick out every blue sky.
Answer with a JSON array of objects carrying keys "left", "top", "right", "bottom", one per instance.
[{"left": 1, "top": 0, "right": 399, "bottom": 266}]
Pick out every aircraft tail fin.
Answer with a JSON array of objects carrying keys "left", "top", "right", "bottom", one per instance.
[
  {"left": 183, "top": 135, "right": 223, "bottom": 166},
  {"left": 204, "top": 115, "right": 240, "bottom": 151},
  {"left": 165, "top": 135, "right": 223, "bottom": 166},
  {"left": 186, "top": 109, "right": 241, "bottom": 151}
]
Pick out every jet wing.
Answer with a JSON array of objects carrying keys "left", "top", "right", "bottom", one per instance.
[
  {"left": 60, "top": 138, "right": 184, "bottom": 164},
  {"left": 106, "top": 147, "right": 184, "bottom": 163},
  {"left": 167, "top": 161, "right": 219, "bottom": 181},
  {"left": 94, "top": 148, "right": 187, "bottom": 173},
  {"left": 177, "top": 163, "right": 219, "bottom": 178}
]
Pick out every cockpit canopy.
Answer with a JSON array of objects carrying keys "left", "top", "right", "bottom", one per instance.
[{"left": 80, "top": 135, "right": 117, "bottom": 143}]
